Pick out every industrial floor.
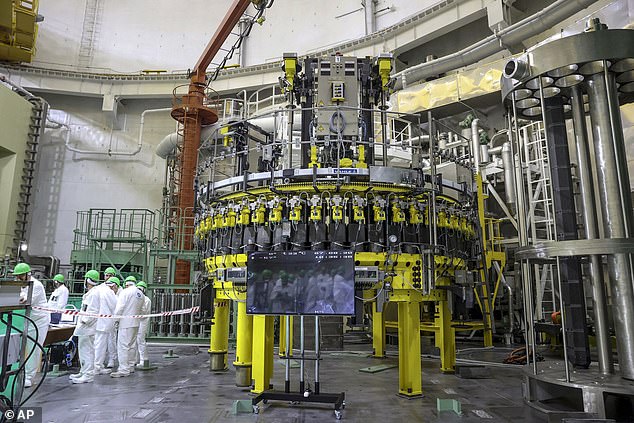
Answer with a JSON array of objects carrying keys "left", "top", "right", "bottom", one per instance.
[{"left": 31, "top": 342, "right": 547, "bottom": 423}]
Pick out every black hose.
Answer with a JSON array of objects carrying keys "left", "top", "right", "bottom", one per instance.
[
  {"left": 0, "top": 314, "right": 48, "bottom": 407},
  {"left": 17, "top": 314, "right": 49, "bottom": 406},
  {"left": 0, "top": 313, "right": 38, "bottom": 414},
  {"left": 0, "top": 313, "right": 12, "bottom": 391}
]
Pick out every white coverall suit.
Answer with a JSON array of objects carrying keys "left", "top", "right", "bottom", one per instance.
[
  {"left": 135, "top": 294, "right": 152, "bottom": 364},
  {"left": 72, "top": 286, "right": 99, "bottom": 382},
  {"left": 113, "top": 285, "right": 144, "bottom": 375},
  {"left": 20, "top": 277, "right": 50, "bottom": 386},
  {"left": 47, "top": 283, "right": 69, "bottom": 310},
  {"left": 92, "top": 283, "right": 117, "bottom": 373},
  {"left": 107, "top": 288, "right": 121, "bottom": 367}
]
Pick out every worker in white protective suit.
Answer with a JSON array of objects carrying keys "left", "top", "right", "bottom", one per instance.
[
  {"left": 15, "top": 263, "right": 50, "bottom": 388},
  {"left": 104, "top": 267, "right": 120, "bottom": 368},
  {"left": 48, "top": 273, "right": 69, "bottom": 324},
  {"left": 110, "top": 276, "right": 144, "bottom": 378},
  {"left": 134, "top": 281, "right": 152, "bottom": 366},
  {"left": 69, "top": 269, "right": 100, "bottom": 384},
  {"left": 93, "top": 276, "right": 118, "bottom": 375}
]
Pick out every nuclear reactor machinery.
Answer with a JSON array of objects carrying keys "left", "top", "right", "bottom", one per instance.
[{"left": 194, "top": 52, "right": 497, "bottom": 396}]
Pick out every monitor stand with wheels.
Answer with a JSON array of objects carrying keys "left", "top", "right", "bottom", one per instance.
[{"left": 251, "top": 315, "right": 346, "bottom": 420}]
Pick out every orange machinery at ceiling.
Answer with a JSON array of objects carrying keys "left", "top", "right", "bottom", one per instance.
[{"left": 171, "top": 0, "right": 260, "bottom": 286}]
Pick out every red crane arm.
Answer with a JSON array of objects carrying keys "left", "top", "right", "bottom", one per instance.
[{"left": 191, "top": 0, "right": 253, "bottom": 83}]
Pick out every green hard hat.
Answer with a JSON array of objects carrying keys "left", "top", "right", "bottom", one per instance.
[
  {"left": 136, "top": 281, "right": 148, "bottom": 289},
  {"left": 108, "top": 276, "right": 121, "bottom": 286},
  {"left": 53, "top": 274, "right": 65, "bottom": 283},
  {"left": 84, "top": 269, "right": 100, "bottom": 282},
  {"left": 104, "top": 267, "right": 117, "bottom": 276},
  {"left": 12, "top": 263, "right": 31, "bottom": 276},
  {"left": 124, "top": 275, "right": 137, "bottom": 283}
]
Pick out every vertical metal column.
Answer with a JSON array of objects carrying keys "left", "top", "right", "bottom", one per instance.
[
  {"left": 300, "top": 58, "right": 315, "bottom": 168},
  {"left": 279, "top": 316, "right": 294, "bottom": 357},
  {"left": 360, "top": 58, "right": 375, "bottom": 165},
  {"left": 380, "top": 95, "right": 388, "bottom": 165},
  {"left": 587, "top": 68, "right": 634, "bottom": 380},
  {"left": 285, "top": 314, "right": 291, "bottom": 392},
  {"left": 397, "top": 301, "right": 422, "bottom": 396},
  {"left": 286, "top": 106, "right": 295, "bottom": 168},
  {"left": 279, "top": 316, "right": 288, "bottom": 357},
  {"left": 169, "top": 293, "right": 177, "bottom": 336},
  {"left": 372, "top": 300, "right": 386, "bottom": 358},
  {"left": 435, "top": 292, "right": 456, "bottom": 372},
  {"left": 314, "top": 316, "right": 320, "bottom": 394},
  {"left": 233, "top": 301, "right": 253, "bottom": 386},
  {"left": 511, "top": 96, "right": 538, "bottom": 374},
  {"left": 251, "top": 315, "right": 275, "bottom": 393},
  {"left": 299, "top": 315, "right": 305, "bottom": 393},
  {"left": 209, "top": 298, "right": 229, "bottom": 370},
  {"left": 570, "top": 85, "right": 614, "bottom": 375},
  {"left": 540, "top": 92, "right": 590, "bottom": 369},
  {"left": 428, "top": 111, "right": 437, "bottom": 292}
]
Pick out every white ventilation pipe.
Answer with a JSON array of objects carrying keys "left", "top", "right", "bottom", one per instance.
[
  {"left": 501, "top": 142, "right": 517, "bottom": 213},
  {"left": 471, "top": 118, "right": 481, "bottom": 172},
  {"left": 156, "top": 131, "right": 181, "bottom": 159},
  {"left": 49, "top": 107, "right": 172, "bottom": 156},
  {"left": 393, "top": 0, "right": 599, "bottom": 89},
  {"left": 156, "top": 125, "right": 221, "bottom": 159},
  {"left": 364, "top": 0, "right": 376, "bottom": 35}
]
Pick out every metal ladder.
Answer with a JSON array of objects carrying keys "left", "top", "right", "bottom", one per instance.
[
  {"left": 78, "top": 0, "right": 103, "bottom": 68},
  {"left": 521, "top": 121, "right": 557, "bottom": 321},
  {"left": 13, "top": 98, "right": 47, "bottom": 258}
]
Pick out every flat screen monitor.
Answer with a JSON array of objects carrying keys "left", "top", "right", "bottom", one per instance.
[{"left": 246, "top": 250, "right": 355, "bottom": 316}]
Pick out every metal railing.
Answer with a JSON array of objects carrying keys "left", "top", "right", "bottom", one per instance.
[
  {"left": 153, "top": 206, "right": 197, "bottom": 253},
  {"left": 72, "top": 209, "right": 155, "bottom": 252},
  {"left": 245, "top": 84, "right": 286, "bottom": 117}
]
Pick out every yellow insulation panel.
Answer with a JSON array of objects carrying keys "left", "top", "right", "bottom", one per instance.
[{"left": 393, "top": 56, "right": 517, "bottom": 114}]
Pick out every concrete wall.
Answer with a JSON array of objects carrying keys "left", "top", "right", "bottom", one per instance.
[
  {"left": 28, "top": 95, "right": 175, "bottom": 262},
  {"left": 0, "top": 85, "right": 32, "bottom": 257},
  {"left": 33, "top": 0, "right": 449, "bottom": 72}
]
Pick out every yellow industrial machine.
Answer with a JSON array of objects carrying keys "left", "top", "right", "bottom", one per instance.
[
  {"left": 192, "top": 51, "right": 506, "bottom": 404},
  {"left": 0, "top": 0, "right": 40, "bottom": 62}
]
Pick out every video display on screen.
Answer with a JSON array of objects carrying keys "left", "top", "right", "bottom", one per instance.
[{"left": 246, "top": 250, "right": 355, "bottom": 316}]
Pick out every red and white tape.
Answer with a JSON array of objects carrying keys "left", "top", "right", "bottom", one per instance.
[{"left": 32, "top": 305, "right": 200, "bottom": 319}]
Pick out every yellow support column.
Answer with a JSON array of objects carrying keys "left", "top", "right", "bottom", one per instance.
[
  {"left": 397, "top": 300, "right": 422, "bottom": 396},
  {"left": 476, "top": 173, "right": 494, "bottom": 347},
  {"left": 289, "top": 316, "right": 294, "bottom": 356},
  {"left": 435, "top": 299, "right": 456, "bottom": 373},
  {"left": 372, "top": 301, "right": 386, "bottom": 358},
  {"left": 479, "top": 272, "right": 494, "bottom": 347},
  {"left": 251, "top": 315, "right": 275, "bottom": 393},
  {"left": 279, "top": 316, "right": 286, "bottom": 357},
  {"left": 279, "top": 316, "right": 294, "bottom": 357},
  {"left": 233, "top": 301, "right": 253, "bottom": 386},
  {"left": 209, "top": 298, "right": 230, "bottom": 370}
]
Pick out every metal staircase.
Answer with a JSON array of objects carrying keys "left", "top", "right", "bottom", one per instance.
[{"left": 13, "top": 97, "right": 47, "bottom": 258}]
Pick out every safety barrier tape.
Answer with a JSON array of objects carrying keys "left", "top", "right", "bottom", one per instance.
[{"left": 32, "top": 305, "right": 200, "bottom": 319}]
